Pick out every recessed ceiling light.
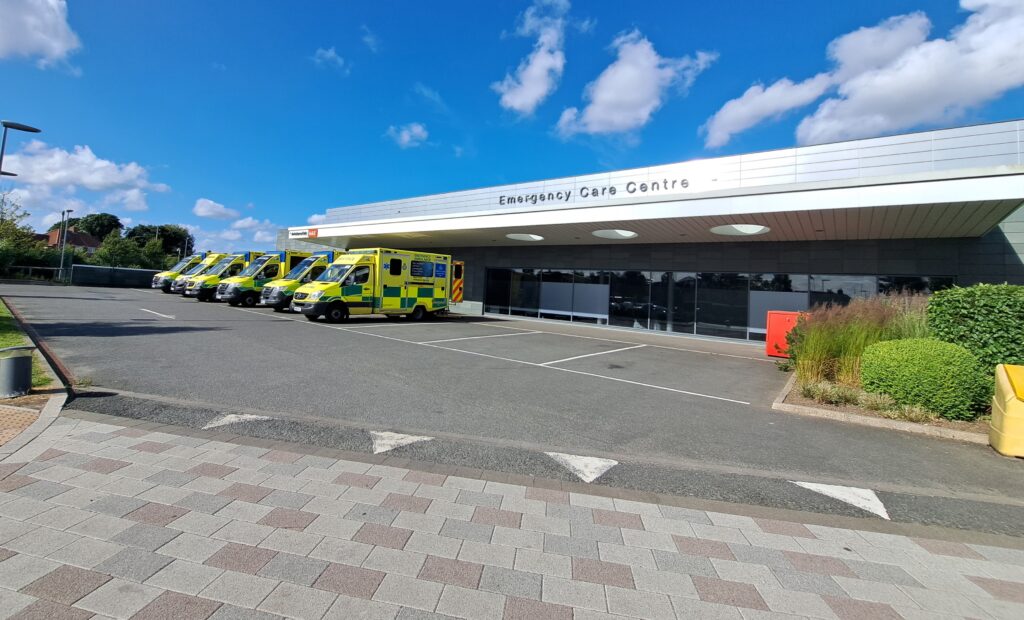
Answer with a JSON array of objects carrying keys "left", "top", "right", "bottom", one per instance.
[
  {"left": 506, "top": 233, "right": 544, "bottom": 241},
  {"left": 709, "top": 224, "right": 770, "bottom": 236},
  {"left": 592, "top": 229, "right": 638, "bottom": 240}
]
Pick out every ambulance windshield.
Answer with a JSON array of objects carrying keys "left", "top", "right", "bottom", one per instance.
[
  {"left": 208, "top": 257, "right": 237, "bottom": 276},
  {"left": 284, "top": 258, "right": 316, "bottom": 281},
  {"left": 239, "top": 255, "right": 272, "bottom": 278},
  {"left": 168, "top": 258, "right": 192, "bottom": 273},
  {"left": 184, "top": 262, "right": 210, "bottom": 276},
  {"left": 316, "top": 263, "right": 354, "bottom": 282}
]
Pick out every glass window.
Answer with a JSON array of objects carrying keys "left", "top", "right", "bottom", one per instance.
[
  {"left": 748, "top": 274, "right": 809, "bottom": 341},
  {"left": 484, "top": 268, "right": 512, "bottom": 314},
  {"left": 877, "top": 276, "right": 955, "bottom": 295},
  {"left": 696, "top": 273, "right": 749, "bottom": 339},
  {"left": 509, "top": 268, "right": 540, "bottom": 317},
  {"left": 226, "top": 263, "right": 243, "bottom": 277},
  {"left": 810, "top": 275, "right": 876, "bottom": 306},
  {"left": 346, "top": 266, "right": 370, "bottom": 285},
  {"left": 539, "top": 269, "right": 573, "bottom": 320},
  {"left": 389, "top": 259, "right": 402, "bottom": 276},
  {"left": 454, "top": 263, "right": 463, "bottom": 279},
  {"left": 571, "top": 270, "right": 609, "bottom": 324},
  {"left": 608, "top": 271, "right": 652, "bottom": 329},
  {"left": 307, "top": 265, "right": 325, "bottom": 281},
  {"left": 650, "top": 272, "right": 696, "bottom": 334}
]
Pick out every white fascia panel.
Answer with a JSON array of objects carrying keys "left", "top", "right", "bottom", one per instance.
[{"left": 301, "top": 175, "right": 1024, "bottom": 239}]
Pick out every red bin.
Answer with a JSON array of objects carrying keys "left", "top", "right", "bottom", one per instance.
[{"left": 765, "top": 311, "right": 801, "bottom": 358}]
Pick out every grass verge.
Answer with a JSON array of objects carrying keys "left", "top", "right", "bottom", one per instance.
[{"left": 0, "top": 299, "right": 54, "bottom": 390}]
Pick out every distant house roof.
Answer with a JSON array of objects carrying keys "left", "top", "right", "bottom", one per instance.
[{"left": 41, "top": 227, "right": 102, "bottom": 249}]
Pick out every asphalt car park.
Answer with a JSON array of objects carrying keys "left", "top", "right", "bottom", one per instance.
[{"left": 4, "top": 284, "right": 1024, "bottom": 537}]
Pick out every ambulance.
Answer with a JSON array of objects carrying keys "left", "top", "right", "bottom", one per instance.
[
  {"left": 168, "top": 253, "right": 228, "bottom": 294},
  {"left": 259, "top": 251, "right": 339, "bottom": 311},
  {"left": 183, "top": 252, "right": 263, "bottom": 301},
  {"left": 151, "top": 252, "right": 206, "bottom": 293},
  {"left": 214, "top": 250, "right": 314, "bottom": 307},
  {"left": 290, "top": 248, "right": 464, "bottom": 322}
]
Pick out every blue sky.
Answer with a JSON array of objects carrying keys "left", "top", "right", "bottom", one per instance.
[{"left": 2, "top": 0, "right": 1023, "bottom": 250}]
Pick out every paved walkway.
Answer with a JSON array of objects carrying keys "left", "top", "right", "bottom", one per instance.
[{"left": 0, "top": 410, "right": 1022, "bottom": 619}]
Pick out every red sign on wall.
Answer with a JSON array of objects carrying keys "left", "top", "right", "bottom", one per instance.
[{"left": 308, "top": 229, "right": 319, "bottom": 239}]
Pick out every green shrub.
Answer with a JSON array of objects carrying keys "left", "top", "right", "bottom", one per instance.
[
  {"left": 877, "top": 404, "right": 936, "bottom": 423},
  {"left": 928, "top": 284, "right": 1024, "bottom": 370},
  {"left": 800, "top": 381, "right": 859, "bottom": 406},
  {"left": 857, "top": 391, "right": 896, "bottom": 412},
  {"left": 861, "top": 338, "right": 991, "bottom": 420},
  {"left": 790, "top": 294, "right": 929, "bottom": 386}
]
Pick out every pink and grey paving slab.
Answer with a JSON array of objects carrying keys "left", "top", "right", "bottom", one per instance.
[{"left": 0, "top": 410, "right": 1021, "bottom": 620}]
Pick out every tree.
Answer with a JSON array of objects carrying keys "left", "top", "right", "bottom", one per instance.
[
  {"left": 0, "top": 190, "right": 37, "bottom": 247},
  {"left": 77, "top": 213, "right": 123, "bottom": 240},
  {"left": 125, "top": 224, "right": 194, "bottom": 255},
  {"left": 141, "top": 237, "right": 167, "bottom": 270},
  {"left": 48, "top": 216, "right": 80, "bottom": 232},
  {"left": 92, "top": 231, "right": 144, "bottom": 267}
]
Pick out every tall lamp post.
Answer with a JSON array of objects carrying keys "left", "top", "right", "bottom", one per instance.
[
  {"left": 59, "top": 208, "right": 74, "bottom": 282},
  {"left": 0, "top": 120, "right": 42, "bottom": 179}
]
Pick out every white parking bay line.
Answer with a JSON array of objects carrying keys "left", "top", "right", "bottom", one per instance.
[
  {"left": 139, "top": 308, "right": 174, "bottom": 319},
  {"left": 228, "top": 307, "right": 749, "bottom": 405},
  {"left": 420, "top": 331, "right": 542, "bottom": 344},
  {"left": 540, "top": 344, "right": 646, "bottom": 366}
]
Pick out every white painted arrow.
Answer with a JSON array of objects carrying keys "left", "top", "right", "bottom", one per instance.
[
  {"left": 370, "top": 431, "right": 433, "bottom": 454},
  {"left": 545, "top": 452, "right": 618, "bottom": 483},
  {"left": 792, "top": 481, "right": 890, "bottom": 520},
  {"left": 203, "top": 414, "right": 272, "bottom": 430}
]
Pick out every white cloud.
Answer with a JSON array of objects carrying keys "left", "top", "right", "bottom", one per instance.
[
  {"left": 453, "top": 146, "right": 464, "bottom": 158},
  {"left": 312, "top": 46, "right": 345, "bottom": 70},
  {"left": 558, "top": 30, "right": 716, "bottom": 137},
  {"left": 703, "top": 1, "right": 1024, "bottom": 147},
  {"left": 386, "top": 122, "right": 428, "bottom": 149},
  {"left": 219, "top": 229, "right": 242, "bottom": 241},
  {"left": 414, "top": 82, "right": 448, "bottom": 113},
  {"left": 491, "top": 0, "right": 570, "bottom": 116},
  {"left": 361, "top": 25, "right": 379, "bottom": 53},
  {"left": 192, "top": 198, "right": 240, "bottom": 220},
  {"left": 307, "top": 213, "right": 329, "bottom": 225},
  {"left": 253, "top": 230, "right": 276, "bottom": 243},
  {"left": 5, "top": 140, "right": 168, "bottom": 227},
  {"left": 5, "top": 141, "right": 166, "bottom": 192},
  {"left": 702, "top": 74, "right": 832, "bottom": 148},
  {"left": 231, "top": 216, "right": 270, "bottom": 230},
  {"left": 0, "top": 0, "right": 80, "bottom": 69}
]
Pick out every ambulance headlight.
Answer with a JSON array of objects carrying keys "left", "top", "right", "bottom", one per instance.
[{"left": 308, "top": 290, "right": 323, "bottom": 301}]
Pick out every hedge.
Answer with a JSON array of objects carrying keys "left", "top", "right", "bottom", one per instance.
[
  {"left": 861, "top": 338, "right": 991, "bottom": 420},
  {"left": 927, "top": 284, "right": 1024, "bottom": 370}
]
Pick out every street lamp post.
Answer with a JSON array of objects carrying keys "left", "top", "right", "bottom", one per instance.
[
  {"left": 59, "top": 208, "right": 74, "bottom": 282},
  {"left": 0, "top": 120, "right": 42, "bottom": 179}
]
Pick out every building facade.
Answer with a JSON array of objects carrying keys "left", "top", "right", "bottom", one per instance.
[{"left": 282, "top": 120, "right": 1024, "bottom": 341}]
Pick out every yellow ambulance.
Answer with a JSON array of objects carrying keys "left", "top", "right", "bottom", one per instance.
[
  {"left": 168, "top": 253, "right": 228, "bottom": 294},
  {"left": 151, "top": 252, "right": 206, "bottom": 293},
  {"left": 214, "top": 250, "right": 314, "bottom": 307},
  {"left": 184, "top": 251, "right": 263, "bottom": 301},
  {"left": 290, "top": 248, "right": 462, "bottom": 322},
  {"left": 259, "top": 251, "right": 339, "bottom": 311}
]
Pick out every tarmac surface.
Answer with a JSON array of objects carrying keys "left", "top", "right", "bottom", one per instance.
[{"left": 3, "top": 284, "right": 1024, "bottom": 538}]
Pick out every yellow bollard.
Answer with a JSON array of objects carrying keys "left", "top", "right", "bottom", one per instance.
[{"left": 990, "top": 364, "right": 1024, "bottom": 457}]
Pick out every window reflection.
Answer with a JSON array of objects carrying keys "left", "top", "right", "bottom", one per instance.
[
  {"left": 696, "top": 273, "right": 749, "bottom": 339},
  {"left": 608, "top": 271, "right": 652, "bottom": 329},
  {"left": 810, "top": 275, "right": 876, "bottom": 306}
]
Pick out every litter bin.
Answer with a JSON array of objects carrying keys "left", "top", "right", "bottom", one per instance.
[
  {"left": 991, "top": 364, "right": 1024, "bottom": 457},
  {"left": 0, "top": 345, "right": 36, "bottom": 398},
  {"left": 765, "top": 311, "right": 801, "bottom": 358}
]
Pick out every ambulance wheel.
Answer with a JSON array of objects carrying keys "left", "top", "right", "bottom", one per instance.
[
  {"left": 409, "top": 306, "right": 426, "bottom": 322},
  {"left": 325, "top": 303, "right": 349, "bottom": 324},
  {"left": 240, "top": 292, "right": 259, "bottom": 307}
]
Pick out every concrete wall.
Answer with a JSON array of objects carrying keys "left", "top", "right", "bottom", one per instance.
[{"left": 279, "top": 206, "right": 1024, "bottom": 303}]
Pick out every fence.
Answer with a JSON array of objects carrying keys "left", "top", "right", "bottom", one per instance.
[
  {"left": 70, "top": 265, "right": 159, "bottom": 287},
  {"left": 0, "top": 266, "right": 61, "bottom": 282}
]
